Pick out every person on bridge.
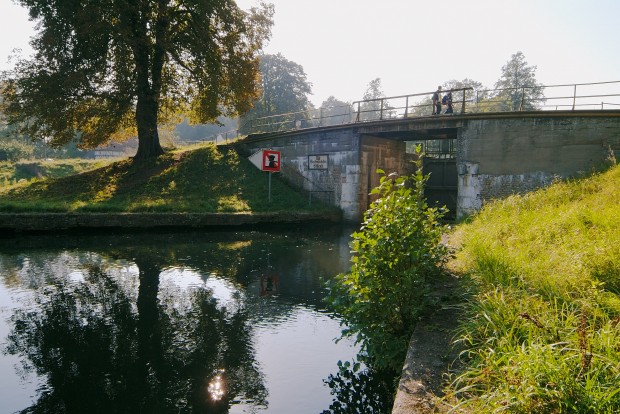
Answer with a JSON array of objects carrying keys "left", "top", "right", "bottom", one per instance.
[
  {"left": 432, "top": 86, "right": 442, "bottom": 115},
  {"left": 443, "top": 91, "right": 453, "bottom": 114}
]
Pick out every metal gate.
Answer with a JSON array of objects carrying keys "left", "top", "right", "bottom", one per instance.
[{"left": 423, "top": 157, "right": 457, "bottom": 220}]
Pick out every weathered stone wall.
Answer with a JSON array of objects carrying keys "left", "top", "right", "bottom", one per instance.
[
  {"left": 242, "top": 127, "right": 362, "bottom": 220},
  {"left": 242, "top": 128, "right": 410, "bottom": 222},
  {"left": 360, "top": 135, "right": 408, "bottom": 213},
  {"left": 457, "top": 115, "right": 620, "bottom": 218}
]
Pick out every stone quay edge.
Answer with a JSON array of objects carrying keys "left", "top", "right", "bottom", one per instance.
[{"left": 0, "top": 211, "right": 342, "bottom": 233}]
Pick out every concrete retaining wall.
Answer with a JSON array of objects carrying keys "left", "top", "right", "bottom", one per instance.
[
  {"left": 456, "top": 115, "right": 620, "bottom": 218},
  {"left": 242, "top": 128, "right": 409, "bottom": 222},
  {"left": 0, "top": 212, "right": 342, "bottom": 233}
]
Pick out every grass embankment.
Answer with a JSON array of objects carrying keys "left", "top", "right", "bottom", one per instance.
[
  {"left": 0, "top": 144, "right": 327, "bottom": 213},
  {"left": 0, "top": 158, "right": 113, "bottom": 186},
  {"left": 446, "top": 164, "right": 620, "bottom": 413}
]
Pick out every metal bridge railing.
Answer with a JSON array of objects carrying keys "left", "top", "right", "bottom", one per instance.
[
  {"left": 237, "top": 80, "right": 620, "bottom": 135},
  {"left": 239, "top": 104, "right": 355, "bottom": 135},
  {"left": 473, "top": 80, "right": 620, "bottom": 112},
  {"left": 352, "top": 87, "right": 474, "bottom": 121}
]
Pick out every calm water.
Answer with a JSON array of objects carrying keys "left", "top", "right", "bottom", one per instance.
[{"left": 0, "top": 226, "right": 363, "bottom": 414}]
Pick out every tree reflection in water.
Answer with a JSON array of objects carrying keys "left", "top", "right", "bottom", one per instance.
[
  {"left": 321, "top": 360, "right": 396, "bottom": 414},
  {"left": 5, "top": 250, "right": 266, "bottom": 413},
  {"left": 0, "top": 227, "right": 389, "bottom": 413}
]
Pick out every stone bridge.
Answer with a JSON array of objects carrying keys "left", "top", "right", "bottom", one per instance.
[{"left": 235, "top": 110, "right": 620, "bottom": 221}]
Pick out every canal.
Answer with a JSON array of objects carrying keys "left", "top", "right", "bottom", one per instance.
[{"left": 0, "top": 225, "right": 386, "bottom": 413}]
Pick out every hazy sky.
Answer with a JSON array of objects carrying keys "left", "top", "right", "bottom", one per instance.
[{"left": 2, "top": 0, "right": 618, "bottom": 107}]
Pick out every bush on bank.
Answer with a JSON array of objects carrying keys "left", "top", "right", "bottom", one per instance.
[
  {"left": 446, "top": 164, "right": 620, "bottom": 413},
  {"left": 326, "top": 152, "right": 450, "bottom": 372}
]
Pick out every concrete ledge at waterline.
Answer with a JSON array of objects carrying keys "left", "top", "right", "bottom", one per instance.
[
  {"left": 0, "top": 211, "right": 342, "bottom": 232},
  {"left": 392, "top": 275, "right": 466, "bottom": 414}
]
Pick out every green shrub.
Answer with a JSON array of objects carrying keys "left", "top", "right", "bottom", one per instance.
[{"left": 326, "top": 151, "right": 450, "bottom": 371}]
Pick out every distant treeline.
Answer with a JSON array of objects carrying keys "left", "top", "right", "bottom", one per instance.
[{"left": 174, "top": 117, "right": 238, "bottom": 142}]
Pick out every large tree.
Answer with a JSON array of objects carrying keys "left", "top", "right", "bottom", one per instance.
[
  {"left": 239, "top": 53, "right": 312, "bottom": 133},
  {"left": 1, "top": 0, "right": 274, "bottom": 160},
  {"left": 493, "top": 51, "right": 545, "bottom": 111}
]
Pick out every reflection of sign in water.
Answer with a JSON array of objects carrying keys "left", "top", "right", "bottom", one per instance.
[
  {"left": 262, "top": 150, "right": 281, "bottom": 172},
  {"left": 308, "top": 154, "right": 328, "bottom": 170},
  {"left": 260, "top": 272, "right": 279, "bottom": 296}
]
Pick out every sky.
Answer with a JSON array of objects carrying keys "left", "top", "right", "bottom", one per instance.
[{"left": 1, "top": 0, "right": 619, "bottom": 107}]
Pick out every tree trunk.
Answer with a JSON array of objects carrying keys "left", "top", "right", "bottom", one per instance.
[{"left": 134, "top": 93, "right": 165, "bottom": 160}]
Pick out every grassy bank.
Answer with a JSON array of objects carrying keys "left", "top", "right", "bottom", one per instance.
[
  {"left": 0, "top": 158, "right": 114, "bottom": 187},
  {"left": 0, "top": 144, "right": 331, "bottom": 214},
  {"left": 445, "top": 164, "right": 620, "bottom": 412}
]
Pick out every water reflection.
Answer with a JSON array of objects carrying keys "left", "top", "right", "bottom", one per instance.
[
  {"left": 5, "top": 249, "right": 265, "bottom": 413},
  {"left": 0, "top": 226, "right": 359, "bottom": 413},
  {"left": 321, "top": 361, "right": 396, "bottom": 414}
]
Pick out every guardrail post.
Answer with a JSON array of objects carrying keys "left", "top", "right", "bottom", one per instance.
[
  {"left": 572, "top": 84, "right": 577, "bottom": 110},
  {"left": 405, "top": 96, "right": 409, "bottom": 118}
]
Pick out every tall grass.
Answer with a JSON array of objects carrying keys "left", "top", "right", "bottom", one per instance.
[{"left": 446, "top": 165, "right": 620, "bottom": 413}]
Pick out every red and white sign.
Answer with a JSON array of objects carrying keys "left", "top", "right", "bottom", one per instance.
[
  {"left": 249, "top": 149, "right": 282, "bottom": 172},
  {"left": 262, "top": 150, "right": 281, "bottom": 172}
]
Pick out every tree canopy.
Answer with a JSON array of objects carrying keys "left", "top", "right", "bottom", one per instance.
[
  {"left": 1, "top": 0, "right": 274, "bottom": 160},
  {"left": 494, "top": 51, "right": 545, "bottom": 111},
  {"left": 319, "top": 96, "right": 352, "bottom": 126},
  {"left": 239, "top": 53, "right": 312, "bottom": 133},
  {"left": 408, "top": 52, "right": 545, "bottom": 115}
]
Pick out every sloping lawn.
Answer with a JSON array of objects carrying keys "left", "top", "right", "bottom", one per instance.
[{"left": 0, "top": 145, "right": 328, "bottom": 213}]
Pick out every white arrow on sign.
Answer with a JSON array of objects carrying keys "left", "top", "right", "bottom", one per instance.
[{"left": 248, "top": 150, "right": 264, "bottom": 171}]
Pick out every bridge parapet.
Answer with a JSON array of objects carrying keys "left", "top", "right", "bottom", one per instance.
[{"left": 238, "top": 80, "right": 620, "bottom": 137}]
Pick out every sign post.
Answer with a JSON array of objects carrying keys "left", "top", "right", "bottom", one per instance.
[{"left": 248, "top": 149, "right": 281, "bottom": 202}]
